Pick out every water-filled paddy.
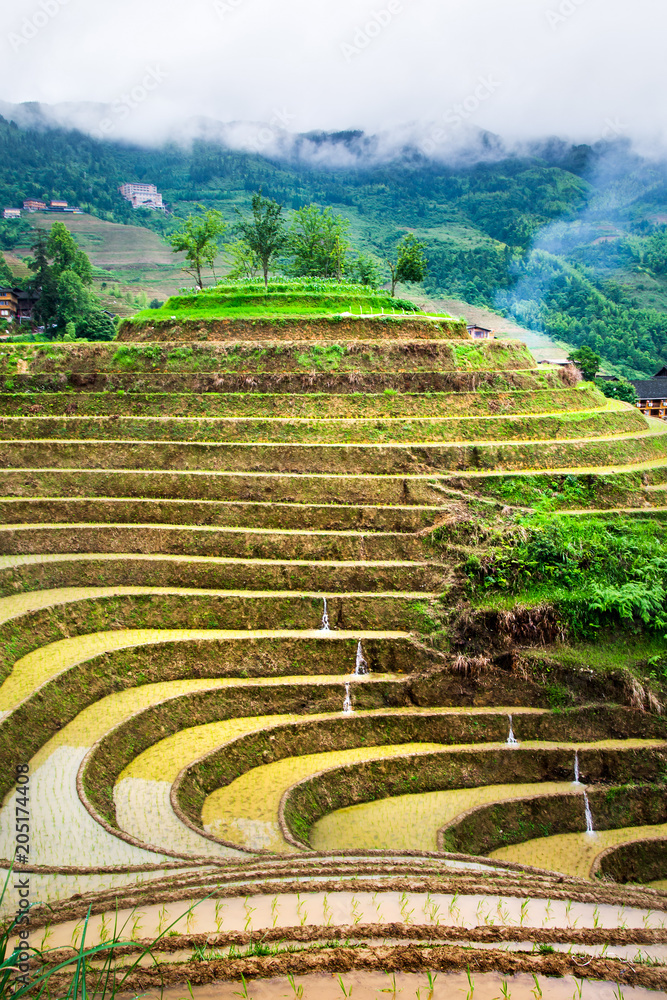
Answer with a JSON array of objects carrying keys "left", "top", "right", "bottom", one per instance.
[
  {"left": 492, "top": 824, "right": 667, "bottom": 879},
  {"left": 37, "top": 890, "right": 667, "bottom": 950},
  {"left": 118, "top": 972, "right": 667, "bottom": 1000},
  {"left": 310, "top": 781, "right": 576, "bottom": 853}
]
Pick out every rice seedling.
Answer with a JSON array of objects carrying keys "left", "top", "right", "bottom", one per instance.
[
  {"left": 287, "top": 971, "right": 304, "bottom": 998},
  {"left": 463, "top": 964, "right": 475, "bottom": 1000},
  {"left": 519, "top": 900, "right": 529, "bottom": 926},
  {"left": 426, "top": 971, "right": 437, "bottom": 998},
  {"left": 530, "top": 973, "right": 543, "bottom": 999},
  {"left": 496, "top": 981, "right": 511, "bottom": 1000},
  {"left": 232, "top": 972, "right": 251, "bottom": 998},
  {"left": 613, "top": 987, "right": 625, "bottom": 1000},
  {"left": 642, "top": 909, "right": 653, "bottom": 929},
  {"left": 323, "top": 893, "right": 333, "bottom": 927},
  {"left": 592, "top": 905, "right": 600, "bottom": 929},
  {"left": 243, "top": 896, "right": 256, "bottom": 933},
  {"left": 350, "top": 895, "right": 362, "bottom": 925},
  {"left": 293, "top": 893, "right": 308, "bottom": 928},
  {"left": 572, "top": 978, "right": 583, "bottom": 999},
  {"left": 336, "top": 972, "right": 353, "bottom": 997},
  {"left": 380, "top": 970, "right": 398, "bottom": 995},
  {"left": 271, "top": 895, "right": 280, "bottom": 928}
]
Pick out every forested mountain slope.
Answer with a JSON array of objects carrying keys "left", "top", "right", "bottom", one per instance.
[{"left": 2, "top": 112, "right": 667, "bottom": 375}]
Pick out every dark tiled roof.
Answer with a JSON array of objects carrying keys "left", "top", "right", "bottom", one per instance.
[{"left": 631, "top": 376, "right": 667, "bottom": 400}]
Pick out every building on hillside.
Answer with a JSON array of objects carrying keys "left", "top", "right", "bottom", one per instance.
[
  {"left": 630, "top": 369, "right": 667, "bottom": 419},
  {"left": 119, "top": 182, "right": 166, "bottom": 211},
  {"left": 23, "top": 199, "right": 47, "bottom": 212},
  {"left": 3, "top": 208, "right": 21, "bottom": 219},
  {"left": 0, "top": 289, "right": 19, "bottom": 321},
  {"left": 537, "top": 358, "right": 570, "bottom": 367},
  {"left": 50, "top": 201, "right": 69, "bottom": 211},
  {"left": 467, "top": 324, "right": 494, "bottom": 339},
  {"left": 15, "top": 289, "right": 39, "bottom": 322}
]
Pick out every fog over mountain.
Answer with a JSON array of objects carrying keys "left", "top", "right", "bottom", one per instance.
[{"left": 1, "top": 0, "right": 665, "bottom": 154}]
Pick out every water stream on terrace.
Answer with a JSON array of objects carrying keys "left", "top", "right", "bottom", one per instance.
[
  {"left": 320, "top": 598, "right": 330, "bottom": 632},
  {"left": 506, "top": 714, "right": 519, "bottom": 746}
]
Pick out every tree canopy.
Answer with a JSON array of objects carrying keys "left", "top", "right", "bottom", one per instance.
[
  {"left": 387, "top": 234, "right": 428, "bottom": 296},
  {"left": 169, "top": 208, "right": 226, "bottom": 289},
  {"left": 234, "top": 194, "right": 286, "bottom": 290}
]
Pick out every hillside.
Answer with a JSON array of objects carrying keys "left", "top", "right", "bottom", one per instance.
[
  {"left": 2, "top": 112, "right": 667, "bottom": 374},
  {"left": 0, "top": 281, "right": 665, "bottom": 995}
]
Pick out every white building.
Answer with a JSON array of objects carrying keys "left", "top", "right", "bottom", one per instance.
[
  {"left": 119, "top": 183, "right": 166, "bottom": 211},
  {"left": 3, "top": 208, "right": 21, "bottom": 219}
]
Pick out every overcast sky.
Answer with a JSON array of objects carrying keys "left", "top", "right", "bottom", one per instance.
[{"left": 1, "top": 0, "right": 665, "bottom": 149}]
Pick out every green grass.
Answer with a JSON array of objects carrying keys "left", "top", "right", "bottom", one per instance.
[{"left": 467, "top": 511, "right": 667, "bottom": 640}]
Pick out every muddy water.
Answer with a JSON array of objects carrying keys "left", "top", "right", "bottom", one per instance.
[
  {"left": 39, "top": 890, "right": 667, "bottom": 951},
  {"left": 128, "top": 971, "right": 664, "bottom": 999}
]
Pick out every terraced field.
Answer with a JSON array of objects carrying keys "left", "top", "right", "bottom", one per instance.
[{"left": 1, "top": 283, "right": 666, "bottom": 996}]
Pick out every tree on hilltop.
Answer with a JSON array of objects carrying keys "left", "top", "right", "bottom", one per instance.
[
  {"left": 169, "top": 208, "right": 226, "bottom": 289},
  {"left": 223, "top": 238, "right": 262, "bottom": 281},
  {"left": 235, "top": 193, "right": 286, "bottom": 290},
  {"left": 287, "top": 205, "right": 351, "bottom": 281},
  {"left": 386, "top": 234, "right": 428, "bottom": 296}
]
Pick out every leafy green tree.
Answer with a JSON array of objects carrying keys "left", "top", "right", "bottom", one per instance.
[
  {"left": 223, "top": 238, "right": 262, "bottom": 280},
  {"left": 596, "top": 378, "right": 639, "bottom": 405},
  {"left": 387, "top": 234, "right": 428, "bottom": 296},
  {"left": 27, "top": 230, "right": 59, "bottom": 328},
  {"left": 287, "top": 205, "right": 351, "bottom": 280},
  {"left": 348, "top": 252, "right": 383, "bottom": 288},
  {"left": 27, "top": 227, "right": 116, "bottom": 340},
  {"left": 169, "top": 208, "right": 226, "bottom": 289},
  {"left": 56, "top": 270, "right": 92, "bottom": 328},
  {"left": 568, "top": 346, "right": 602, "bottom": 381},
  {"left": 79, "top": 310, "right": 116, "bottom": 341},
  {"left": 235, "top": 193, "right": 286, "bottom": 290},
  {"left": 47, "top": 222, "right": 93, "bottom": 285}
]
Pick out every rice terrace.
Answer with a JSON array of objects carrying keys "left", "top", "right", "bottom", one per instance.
[{"left": 2, "top": 279, "right": 667, "bottom": 999}]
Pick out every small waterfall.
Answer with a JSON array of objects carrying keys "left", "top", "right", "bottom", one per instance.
[
  {"left": 583, "top": 790, "right": 595, "bottom": 835},
  {"left": 573, "top": 751, "right": 581, "bottom": 785},
  {"left": 355, "top": 641, "right": 369, "bottom": 676},
  {"left": 320, "top": 598, "right": 330, "bottom": 632},
  {"left": 343, "top": 682, "right": 353, "bottom": 714},
  {"left": 506, "top": 714, "right": 519, "bottom": 746}
]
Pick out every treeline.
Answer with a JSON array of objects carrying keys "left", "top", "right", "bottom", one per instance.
[{"left": 498, "top": 251, "right": 667, "bottom": 377}]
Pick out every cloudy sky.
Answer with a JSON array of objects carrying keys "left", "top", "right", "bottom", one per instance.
[{"left": 1, "top": 0, "right": 665, "bottom": 148}]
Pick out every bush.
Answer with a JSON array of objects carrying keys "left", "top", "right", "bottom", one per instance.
[{"left": 468, "top": 514, "right": 667, "bottom": 633}]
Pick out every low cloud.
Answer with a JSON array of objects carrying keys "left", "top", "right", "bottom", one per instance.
[{"left": 0, "top": 0, "right": 665, "bottom": 154}]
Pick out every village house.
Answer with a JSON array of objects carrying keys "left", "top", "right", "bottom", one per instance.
[
  {"left": 0, "top": 289, "right": 19, "bottom": 321},
  {"left": 3, "top": 208, "right": 21, "bottom": 219},
  {"left": 631, "top": 368, "right": 667, "bottom": 419},
  {"left": 467, "top": 324, "right": 494, "bottom": 339},
  {"left": 23, "top": 199, "right": 47, "bottom": 212}
]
